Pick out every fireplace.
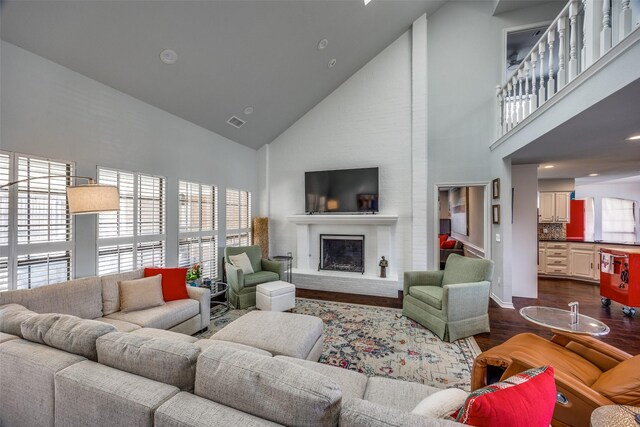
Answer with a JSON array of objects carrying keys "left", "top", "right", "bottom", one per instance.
[{"left": 319, "top": 234, "right": 365, "bottom": 274}]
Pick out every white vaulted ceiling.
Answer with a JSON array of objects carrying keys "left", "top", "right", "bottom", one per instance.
[{"left": 1, "top": 0, "right": 446, "bottom": 149}]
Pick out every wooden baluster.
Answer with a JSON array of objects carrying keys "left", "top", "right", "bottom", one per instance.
[
  {"left": 513, "top": 75, "right": 520, "bottom": 125},
  {"left": 496, "top": 85, "right": 503, "bottom": 137},
  {"left": 569, "top": 0, "right": 579, "bottom": 81},
  {"left": 558, "top": 17, "right": 567, "bottom": 89},
  {"left": 601, "top": 0, "right": 612, "bottom": 55},
  {"left": 538, "top": 43, "right": 546, "bottom": 106},
  {"left": 581, "top": 0, "right": 588, "bottom": 71},
  {"left": 502, "top": 88, "right": 508, "bottom": 135},
  {"left": 507, "top": 82, "right": 513, "bottom": 131},
  {"left": 531, "top": 51, "right": 538, "bottom": 111},
  {"left": 518, "top": 68, "right": 526, "bottom": 123},
  {"left": 548, "top": 29, "right": 556, "bottom": 98},
  {"left": 523, "top": 60, "right": 531, "bottom": 117},
  {"left": 620, "top": 0, "right": 632, "bottom": 40}
]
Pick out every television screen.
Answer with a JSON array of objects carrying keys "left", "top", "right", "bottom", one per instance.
[{"left": 305, "top": 167, "right": 379, "bottom": 213}]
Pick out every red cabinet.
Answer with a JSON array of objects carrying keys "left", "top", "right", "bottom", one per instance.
[{"left": 599, "top": 247, "right": 640, "bottom": 316}]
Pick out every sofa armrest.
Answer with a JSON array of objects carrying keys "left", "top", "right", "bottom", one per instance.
[
  {"left": 340, "top": 398, "right": 462, "bottom": 427},
  {"left": 225, "top": 263, "right": 245, "bottom": 292},
  {"left": 261, "top": 259, "right": 285, "bottom": 279},
  {"left": 442, "top": 281, "right": 490, "bottom": 321},
  {"left": 186, "top": 286, "right": 210, "bottom": 330},
  {"left": 403, "top": 271, "right": 444, "bottom": 295}
]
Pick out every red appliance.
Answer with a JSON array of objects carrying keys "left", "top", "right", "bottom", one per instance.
[
  {"left": 600, "top": 247, "right": 640, "bottom": 317},
  {"left": 566, "top": 199, "right": 585, "bottom": 240}
]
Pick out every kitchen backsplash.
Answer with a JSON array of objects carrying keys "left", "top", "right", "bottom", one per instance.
[{"left": 538, "top": 223, "right": 566, "bottom": 240}]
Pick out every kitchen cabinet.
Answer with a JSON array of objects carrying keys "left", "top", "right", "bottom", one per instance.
[
  {"left": 570, "top": 248, "right": 595, "bottom": 279},
  {"left": 538, "top": 248, "right": 546, "bottom": 274},
  {"left": 544, "top": 242, "right": 568, "bottom": 275},
  {"left": 539, "top": 192, "right": 571, "bottom": 223}
]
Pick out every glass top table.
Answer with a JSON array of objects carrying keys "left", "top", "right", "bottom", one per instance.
[{"left": 519, "top": 306, "right": 610, "bottom": 336}]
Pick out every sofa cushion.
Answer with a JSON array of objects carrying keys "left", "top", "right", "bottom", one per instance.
[
  {"left": 0, "top": 339, "right": 85, "bottom": 427},
  {"left": 97, "top": 332, "right": 200, "bottom": 391},
  {"left": 364, "top": 377, "right": 443, "bottom": 412},
  {"left": 54, "top": 360, "right": 179, "bottom": 427},
  {"left": 442, "top": 240, "right": 457, "bottom": 249},
  {"left": 100, "top": 269, "right": 144, "bottom": 315},
  {"left": 0, "top": 276, "right": 103, "bottom": 319},
  {"left": 229, "top": 252, "right": 255, "bottom": 274},
  {"left": 21, "top": 313, "right": 116, "bottom": 361},
  {"left": 155, "top": 391, "right": 281, "bottom": 427},
  {"left": 442, "top": 254, "right": 493, "bottom": 287},
  {"left": 93, "top": 317, "right": 141, "bottom": 332},
  {"left": 144, "top": 267, "right": 189, "bottom": 302},
  {"left": 211, "top": 311, "right": 323, "bottom": 359},
  {"left": 411, "top": 388, "right": 468, "bottom": 418},
  {"left": 591, "top": 354, "right": 640, "bottom": 405},
  {"left": 195, "top": 345, "right": 342, "bottom": 427},
  {"left": 131, "top": 327, "right": 198, "bottom": 343},
  {"left": 409, "top": 286, "right": 443, "bottom": 310},
  {"left": 225, "top": 245, "right": 263, "bottom": 273},
  {"left": 0, "top": 303, "right": 37, "bottom": 337},
  {"left": 105, "top": 298, "right": 199, "bottom": 330},
  {"left": 340, "top": 399, "right": 462, "bottom": 427},
  {"left": 119, "top": 274, "right": 165, "bottom": 312},
  {"left": 244, "top": 270, "right": 279, "bottom": 286},
  {"left": 276, "top": 355, "right": 368, "bottom": 401},
  {"left": 0, "top": 331, "right": 20, "bottom": 344},
  {"left": 456, "top": 366, "right": 555, "bottom": 427}
]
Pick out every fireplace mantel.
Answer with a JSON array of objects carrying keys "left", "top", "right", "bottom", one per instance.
[
  {"left": 287, "top": 214, "right": 398, "bottom": 226},
  {"left": 287, "top": 214, "right": 399, "bottom": 297}
]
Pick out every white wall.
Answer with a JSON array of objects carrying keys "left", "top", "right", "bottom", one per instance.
[
  {"left": 262, "top": 31, "right": 413, "bottom": 283},
  {"left": 1, "top": 41, "right": 259, "bottom": 279},
  {"left": 575, "top": 182, "right": 640, "bottom": 242},
  {"left": 538, "top": 179, "right": 575, "bottom": 192},
  {"left": 511, "top": 165, "right": 539, "bottom": 298}
]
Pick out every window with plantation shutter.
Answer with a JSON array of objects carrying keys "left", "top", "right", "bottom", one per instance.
[
  {"left": 97, "top": 167, "right": 165, "bottom": 274},
  {"left": 0, "top": 152, "right": 74, "bottom": 291},
  {"left": 226, "top": 188, "right": 251, "bottom": 247},
  {"left": 178, "top": 181, "right": 218, "bottom": 279}
]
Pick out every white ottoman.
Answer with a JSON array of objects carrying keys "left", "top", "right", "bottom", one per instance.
[{"left": 256, "top": 280, "right": 296, "bottom": 312}]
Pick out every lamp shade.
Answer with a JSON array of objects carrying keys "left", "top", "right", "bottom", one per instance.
[{"left": 66, "top": 184, "right": 120, "bottom": 215}]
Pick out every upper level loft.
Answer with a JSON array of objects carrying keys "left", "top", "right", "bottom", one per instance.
[{"left": 492, "top": 0, "right": 640, "bottom": 152}]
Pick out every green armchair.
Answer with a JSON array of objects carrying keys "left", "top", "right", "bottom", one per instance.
[
  {"left": 402, "top": 254, "right": 494, "bottom": 342},
  {"left": 224, "top": 245, "right": 285, "bottom": 309}
]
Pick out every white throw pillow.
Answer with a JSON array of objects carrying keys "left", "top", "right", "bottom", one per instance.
[
  {"left": 229, "top": 252, "right": 255, "bottom": 274},
  {"left": 119, "top": 274, "right": 165, "bottom": 312},
  {"left": 411, "top": 387, "right": 469, "bottom": 419}
]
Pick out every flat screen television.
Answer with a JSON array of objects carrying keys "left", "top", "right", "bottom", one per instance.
[{"left": 305, "top": 167, "right": 379, "bottom": 214}]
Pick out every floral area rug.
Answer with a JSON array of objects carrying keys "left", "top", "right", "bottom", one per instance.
[{"left": 200, "top": 298, "right": 481, "bottom": 391}]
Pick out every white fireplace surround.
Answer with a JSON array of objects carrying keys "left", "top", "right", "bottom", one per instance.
[{"left": 287, "top": 214, "right": 399, "bottom": 297}]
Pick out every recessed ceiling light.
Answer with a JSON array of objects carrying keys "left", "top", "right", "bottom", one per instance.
[
  {"left": 243, "top": 106, "right": 254, "bottom": 115},
  {"left": 328, "top": 58, "right": 337, "bottom": 68},
  {"left": 317, "top": 39, "right": 328, "bottom": 50},
  {"left": 543, "top": 165, "right": 554, "bottom": 169},
  {"left": 364, "top": 0, "right": 373, "bottom": 4},
  {"left": 627, "top": 134, "right": 640, "bottom": 141},
  {"left": 588, "top": 173, "right": 599, "bottom": 177},
  {"left": 159, "top": 49, "right": 178, "bottom": 64}
]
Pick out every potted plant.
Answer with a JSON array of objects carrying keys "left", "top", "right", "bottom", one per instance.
[{"left": 186, "top": 263, "right": 202, "bottom": 286}]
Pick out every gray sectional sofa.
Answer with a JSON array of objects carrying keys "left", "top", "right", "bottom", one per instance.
[
  {"left": 0, "top": 269, "right": 210, "bottom": 334},
  {"left": 0, "top": 306, "right": 463, "bottom": 426}
]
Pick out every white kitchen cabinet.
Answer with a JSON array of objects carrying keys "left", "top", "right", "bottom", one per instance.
[
  {"left": 538, "top": 192, "right": 571, "bottom": 223},
  {"left": 538, "top": 247, "right": 546, "bottom": 274},
  {"left": 570, "top": 249, "right": 594, "bottom": 279}
]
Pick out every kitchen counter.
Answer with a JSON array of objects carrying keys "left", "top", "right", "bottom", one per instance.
[{"left": 539, "top": 239, "right": 640, "bottom": 247}]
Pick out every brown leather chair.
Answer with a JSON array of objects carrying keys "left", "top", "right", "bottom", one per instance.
[{"left": 472, "top": 331, "right": 640, "bottom": 427}]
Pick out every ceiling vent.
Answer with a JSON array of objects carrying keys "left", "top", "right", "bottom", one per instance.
[{"left": 227, "top": 116, "right": 245, "bottom": 128}]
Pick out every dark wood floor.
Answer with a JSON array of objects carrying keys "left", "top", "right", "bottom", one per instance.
[{"left": 297, "top": 277, "right": 640, "bottom": 355}]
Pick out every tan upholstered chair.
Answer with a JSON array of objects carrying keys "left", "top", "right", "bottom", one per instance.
[{"left": 472, "top": 331, "right": 640, "bottom": 427}]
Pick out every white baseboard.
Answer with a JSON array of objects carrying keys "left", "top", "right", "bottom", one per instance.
[{"left": 491, "top": 293, "right": 515, "bottom": 309}]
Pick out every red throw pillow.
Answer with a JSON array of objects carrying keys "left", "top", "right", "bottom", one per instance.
[
  {"left": 441, "top": 240, "right": 457, "bottom": 249},
  {"left": 439, "top": 234, "right": 448, "bottom": 247},
  {"left": 457, "top": 366, "right": 556, "bottom": 427},
  {"left": 144, "top": 267, "right": 189, "bottom": 302}
]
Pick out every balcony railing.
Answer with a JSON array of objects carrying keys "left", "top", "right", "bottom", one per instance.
[{"left": 496, "top": 0, "right": 638, "bottom": 138}]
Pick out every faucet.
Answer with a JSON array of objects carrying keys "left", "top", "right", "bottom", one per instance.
[{"left": 568, "top": 302, "right": 579, "bottom": 325}]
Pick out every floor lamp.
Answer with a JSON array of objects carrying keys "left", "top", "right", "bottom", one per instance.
[{"left": 0, "top": 175, "right": 120, "bottom": 214}]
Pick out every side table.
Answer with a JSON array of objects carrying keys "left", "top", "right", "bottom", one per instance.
[
  {"left": 200, "top": 281, "right": 230, "bottom": 319},
  {"left": 270, "top": 254, "right": 293, "bottom": 283},
  {"left": 591, "top": 405, "right": 640, "bottom": 427}
]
